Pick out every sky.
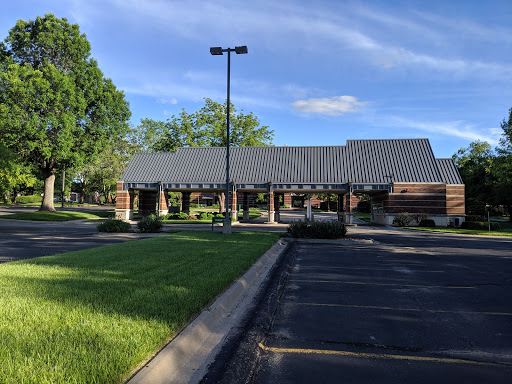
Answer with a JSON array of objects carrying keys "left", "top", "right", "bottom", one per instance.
[{"left": 2, "top": 0, "right": 512, "bottom": 158}]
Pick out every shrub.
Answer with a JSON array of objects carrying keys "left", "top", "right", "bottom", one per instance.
[
  {"left": 411, "top": 213, "right": 430, "bottom": 224},
  {"left": 137, "top": 215, "right": 163, "bottom": 233},
  {"left": 198, "top": 212, "right": 214, "bottom": 220},
  {"left": 96, "top": 219, "right": 131, "bottom": 233},
  {"left": 392, "top": 212, "right": 412, "bottom": 227},
  {"left": 15, "top": 195, "right": 42, "bottom": 204},
  {"left": 189, "top": 203, "right": 200, "bottom": 209},
  {"left": 166, "top": 212, "right": 189, "bottom": 220},
  {"left": 287, "top": 220, "right": 347, "bottom": 239},
  {"left": 460, "top": 221, "right": 501, "bottom": 231},
  {"left": 419, "top": 219, "right": 436, "bottom": 227}
]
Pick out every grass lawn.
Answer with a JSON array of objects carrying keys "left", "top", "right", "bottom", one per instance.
[
  {"left": 0, "top": 210, "right": 114, "bottom": 221},
  {"left": 409, "top": 222, "right": 512, "bottom": 237},
  {"left": 161, "top": 207, "right": 263, "bottom": 224},
  {"left": 353, "top": 212, "right": 371, "bottom": 222},
  {"left": 0, "top": 230, "right": 282, "bottom": 383}
]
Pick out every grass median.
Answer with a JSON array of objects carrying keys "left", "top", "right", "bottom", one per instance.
[{"left": 0, "top": 230, "right": 282, "bottom": 383}]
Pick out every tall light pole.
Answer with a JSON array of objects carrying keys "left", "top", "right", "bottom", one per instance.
[{"left": 210, "top": 45, "right": 248, "bottom": 234}]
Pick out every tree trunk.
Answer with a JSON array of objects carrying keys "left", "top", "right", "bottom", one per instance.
[
  {"left": 217, "top": 192, "right": 225, "bottom": 213},
  {"left": 40, "top": 171, "right": 56, "bottom": 211}
]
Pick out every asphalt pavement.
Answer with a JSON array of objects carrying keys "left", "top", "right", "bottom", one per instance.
[{"left": 202, "top": 227, "right": 512, "bottom": 384}]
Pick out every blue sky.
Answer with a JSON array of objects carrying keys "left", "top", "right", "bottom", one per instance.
[{"left": 2, "top": 0, "right": 511, "bottom": 158}]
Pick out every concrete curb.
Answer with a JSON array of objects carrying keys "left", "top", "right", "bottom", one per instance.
[{"left": 126, "top": 238, "right": 290, "bottom": 384}]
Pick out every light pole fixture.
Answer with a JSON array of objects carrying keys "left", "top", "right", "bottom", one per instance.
[{"left": 210, "top": 45, "right": 248, "bottom": 234}]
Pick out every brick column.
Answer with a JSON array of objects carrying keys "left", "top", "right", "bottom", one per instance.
[
  {"left": 243, "top": 192, "right": 250, "bottom": 220},
  {"left": 274, "top": 193, "right": 281, "bottom": 222},
  {"left": 267, "top": 191, "right": 275, "bottom": 223},
  {"left": 115, "top": 181, "right": 133, "bottom": 221},
  {"left": 284, "top": 193, "right": 292, "bottom": 207},
  {"left": 158, "top": 190, "right": 168, "bottom": 216},
  {"left": 182, "top": 192, "right": 191, "bottom": 215},
  {"left": 231, "top": 191, "right": 238, "bottom": 221}
]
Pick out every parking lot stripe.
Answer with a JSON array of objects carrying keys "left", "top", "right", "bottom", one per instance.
[
  {"left": 258, "top": 343, "right": 502, "bottom": 366},
  {"left": 295, "top": 302, "right": 512, "bottom": 316},
  {"left": 299, "top": 266, "right": 445, "bottom": 273},
  {"left": 290, "top": 279, "right": 475, "bottom": 289}
]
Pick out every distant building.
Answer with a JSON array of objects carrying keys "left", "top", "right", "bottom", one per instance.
[{"left": 116, "top": 139, "right": 465, "bottom": 226}]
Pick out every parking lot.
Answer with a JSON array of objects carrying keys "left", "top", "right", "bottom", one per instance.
[{"left": 203, "top": 229, "right": 512, "bottom": 383}]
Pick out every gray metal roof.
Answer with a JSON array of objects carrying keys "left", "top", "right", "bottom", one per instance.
[
  {"left": 121, "top": 139, "right": 463, "bottom": 187},
  {"left": 436, "top": 158, "right": 463, "bottom": 184}
]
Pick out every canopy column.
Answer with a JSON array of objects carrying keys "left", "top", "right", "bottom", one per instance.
[
  {"left": 336, "top": 193, "right": 343, "bottom": 222},
  {"left": 242, "top": 192, "right": 250, "bottom": 220},
  {"left": 230, "top": 189, "right": 238, "bottom": 222},
  {"left": 182, "top": 192, "right": 191, "bottom": 215},
  {"left": 115, "top": 181, "right": 133, "bottom": 221},
  {"left": 158, "top": 183, "right": 168, "bottom": 217},
  {"left": 274, "top": 193, "right": 281, "bottom": 223},
  {"left": 267, "top": 190, "right": 275, "bottom": 223},
  {"left": 344, "top": 188, "right": 353, "bottom": 224}
]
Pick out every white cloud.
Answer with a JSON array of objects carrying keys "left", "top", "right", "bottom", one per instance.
[
  {"left": 382, "top": 116, "right": 501, "bottom": 145},
  {"left": 157, "top": 98, "right": 178, "bottom": 105},
  {"left": 291, "top": 96, "right": 368, "bottom": 116}
]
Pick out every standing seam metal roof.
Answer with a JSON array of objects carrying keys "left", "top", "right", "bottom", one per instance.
[{"left": 121, "top": 139, "right": 462, "bottom": 185}]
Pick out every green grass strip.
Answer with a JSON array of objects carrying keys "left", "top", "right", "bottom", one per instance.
[
  {"left": 408, "top": 222, "right": 512, "bottom": 237},
  {"left": 0, "top": 210, "right": 114, "bottom": 221},
  {"left": 0, "top": 230, "right": 281, "bottom": 383}
]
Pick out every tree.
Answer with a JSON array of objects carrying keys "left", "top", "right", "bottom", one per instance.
[
  {"left": 495, "top": 107, "right": 512, "bottom": 220},
  {"left": 0, "top": 14, "right": 130, "bottom": 211},
  {"left": 499, "top": 107, "right": 512, "bottom": 151},
  {"left": 137, "top": 98, "right": 274, "bottom": 152},
  {"left": 315, "top": 193, "right": 338, "bottom": 211},
  {"left": 136, "top": 98, "right": 274, "bottom": 213},
  {"left": 452, "top": 141, "right": 495, "bottom": 215},
  {"left": 0, "top": 144, "right": 37, "bottom": 201}
]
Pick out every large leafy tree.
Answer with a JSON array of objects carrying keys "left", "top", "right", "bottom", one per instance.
[
  {"left": 452, "top": 141, "right": 495, "bottom": 215},
  {"left": 138, "top": 98, "right": 274, "bottom": 152},
  {"left": 495, "top": 107, "right": 512, "bottom": 220},
  {"left": 0, "top": 144, "right": 37, "bottom": 201},
  {"left": 0, "top": 14, "right": 130, "bottom": 211}
]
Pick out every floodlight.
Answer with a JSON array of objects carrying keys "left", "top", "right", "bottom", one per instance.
[
  {"left": 210, "top": 47, "right": 223, "bottom": 55},
  {"left": 235, "top": 46, "right": 248, "bottom": 54}
]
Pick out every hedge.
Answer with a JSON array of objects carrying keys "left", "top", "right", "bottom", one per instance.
[
  {"left": 15, "top": 195, "right": 42, "bottom": 204},
  {"left": 97, "top": 219, "right": 131, "bottom": 233},
  {"left": 460, "top": 221, "right": 501, "bottom": 231}
]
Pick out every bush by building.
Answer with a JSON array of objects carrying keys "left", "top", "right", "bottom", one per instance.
[
  {"left": 460, "top": 221, "right": 501, "bottom": 231},
  {"left": 137, "top": 215, "right": 163, "bottom": 233},
  {"left": 419, "top": 219, "right": 436, "bottom": 227},
  {"left": 392, "top": 212, "right": 412, "bottom": 227},
  {"left": 97, "top": 219, "right": 131, "bottom": 233}
]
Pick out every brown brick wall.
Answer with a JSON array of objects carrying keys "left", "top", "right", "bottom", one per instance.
[
  {"left": 394, "top": 183, "right": 446, "bottom": 194},
  {"left": 116, "top": 191, "right": 131, "bottom": 210},
  {"left": 372, "top": 183, "right": 465, "bottom": 216},
  {"left": 446, "top": 184, "right": 465, "bottom": 214}
]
